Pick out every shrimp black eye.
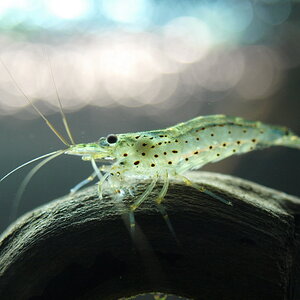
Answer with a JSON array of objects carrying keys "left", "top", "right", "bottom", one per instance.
[{"left": 107, "top": 134, "right": 118, "bottom": 144}]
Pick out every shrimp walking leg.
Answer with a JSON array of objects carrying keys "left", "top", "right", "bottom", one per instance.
[
  {"left": 70, "top": 172, "right": 97, "bottom": 194},
  {"left": 154, "top": 171, "right": 178, "bottom": 240},
  {"left": 178, "top": 175, "right": 232, "bottom": 205},
  {"left": 128, "top": 175, "right": 158, "bottom": 235},
  {"left": 91, "top": 158, "right": 102, "bottom": 180},
  {"left": 128, "top": 210, "right": 136, "bottom": 235},
  {"left": 130, "top": 175, "right": 158, "bottom": 211},
  {"left": 156, "top": 171, "right": 169, "bottom": 205},
  {"left": 155, "top": 203, "right": 178, "bottom": 242},
  {"left": 97, "top": 172, "right": 111, "bottom": 199}
]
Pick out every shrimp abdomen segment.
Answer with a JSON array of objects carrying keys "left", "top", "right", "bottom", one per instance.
[{"left": 167, "top": 115, "right": 299, "bottom": 173}]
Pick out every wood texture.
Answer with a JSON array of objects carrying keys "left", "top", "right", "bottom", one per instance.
[{"left": 0, "top": 171, "right": 299, "bottom": 300}]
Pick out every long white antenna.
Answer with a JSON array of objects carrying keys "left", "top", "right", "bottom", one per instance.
[
  {"left": 44, "top": 49, "right": 76, "bottom": 145},
  {"left": 0, "top": 150, "right": 64, "bottom": 183},
  {"left": 0, "top": 57, "right": 70, "bottom": 147},
  {"left": 10, "top": 150, "right": 65, "bottom": 221}
]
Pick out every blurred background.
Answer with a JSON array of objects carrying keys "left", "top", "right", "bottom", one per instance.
[{"left": 0, "top": 0, "right": 299, "bottom": 234}]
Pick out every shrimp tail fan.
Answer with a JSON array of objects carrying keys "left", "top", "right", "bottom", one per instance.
[
  {"left": 276, "top": 130, "right": 300, "bottom": 150},
  {"left": 285, "top": 135, "right": 300, "bottom": 149}
]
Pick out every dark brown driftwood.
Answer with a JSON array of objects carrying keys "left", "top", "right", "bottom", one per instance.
[{"left": 0, "top": 171, "right": 300, "bottom": 300}]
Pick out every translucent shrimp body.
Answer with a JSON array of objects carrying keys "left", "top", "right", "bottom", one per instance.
[
  {"left": 67, "top": 114, "right": 300, "bottom": 176},
  {"left": 66, "top": 114, "right": 300, "bottom": 219},
  {"left": 2, "top": 112, "right": 300, "bottom": 236}
]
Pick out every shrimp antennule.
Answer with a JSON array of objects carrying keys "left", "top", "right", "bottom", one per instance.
[
  {"left": 0, "top": 57, "right": 72, "bottom": 147},
  {"left": 44, "top": 49, "right": 76, "bottom": 145}
]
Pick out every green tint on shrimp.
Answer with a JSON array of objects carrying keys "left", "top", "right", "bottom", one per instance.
[
  {"left": 66, "top": 115, "right": 300, "bottom": 215},
  {"left": 2, "top": 111, "right": 300, "bottom": 234},
  {"left": 1, "top": 59, "right": 300, "bottom": 236}
]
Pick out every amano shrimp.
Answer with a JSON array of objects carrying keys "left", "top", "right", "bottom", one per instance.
[
  {"left": 64, "top": 115, "right": 300, "bottom": 214},
  {"left": 1, "top": 59, "right": 300, "bottom": 234},
  {"left": 3, "top": 112, "right": 300, "bottom": 231}
]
